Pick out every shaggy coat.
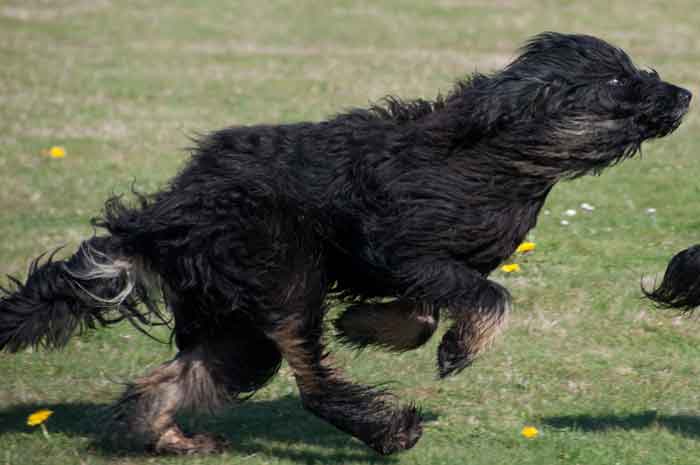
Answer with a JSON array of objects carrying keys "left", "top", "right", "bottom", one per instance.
[
  {"left": 646, "top": 245, "right": 700, "bottom": 311},
  {"left": 0, "top": 33, "right": 691, "bottom": 455}
]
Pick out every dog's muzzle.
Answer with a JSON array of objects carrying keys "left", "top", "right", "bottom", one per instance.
[
  {"left": 671, "top": 86, "right": 692, "bottom": 123},
  {"left": 676, "top": 87, "right": 693, "bottom": 108},
  {"left": 639, "top": 83, "right": 692, "bottom": 138},
  {"left": 669, "top": 84, "right": 692, "bottom": 115}
]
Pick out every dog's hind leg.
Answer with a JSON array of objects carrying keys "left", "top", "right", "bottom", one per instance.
[
  {"left": 334, "top": 300, "right": 439, "bottom": 351},
  {"left": 112, "top": 345, "right": 230, "bottom": 454},
  {"left": 112, "top": 316, "right": 282, "bottom": 454}
]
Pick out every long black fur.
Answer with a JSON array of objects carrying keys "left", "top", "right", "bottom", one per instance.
[
  {"left": 0, "top": 32, "right": 691, "bottom": 455},
  {"left": 0, "top": 236, "right": 165, "bottom": 352},
  {"left": 645, "top": 245, "right": 700, "bottom": 311}
]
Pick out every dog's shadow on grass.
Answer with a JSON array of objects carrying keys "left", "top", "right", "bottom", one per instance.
[
  {"left": 0, "top": 395, "right": 438, "bottom": 463},
  {"left": 543, "top": 410, "right": 700, "bottom": 438}
]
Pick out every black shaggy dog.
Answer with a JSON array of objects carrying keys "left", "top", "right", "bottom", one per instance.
[
  {"left": 0, "top": 33, "right": 692, "bottom": 455},
  {"left": 646, "top": 245, "right": 700, "bottom": 311}
]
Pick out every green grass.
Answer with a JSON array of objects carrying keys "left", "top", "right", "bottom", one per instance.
[{"left": 1, "top": 1, "right": 700, "bottom": 464}]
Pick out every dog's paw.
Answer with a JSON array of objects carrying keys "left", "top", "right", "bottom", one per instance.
[
  {"left": 437, "top": 328, "right": 475, "bottom": 378},
  {"left": 152, "top": 426, "right": 229, "bottom": 455},
  {"left": 368, "top": 405, "right": 423, "bottom": 455}
]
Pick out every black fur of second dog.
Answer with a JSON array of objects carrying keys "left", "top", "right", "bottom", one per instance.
[
  {"left": 646, "top": 245, "right": 700, "bottom": 311},
  {"left": 0, "top": 33, "right": 692, "bottom": 455}
]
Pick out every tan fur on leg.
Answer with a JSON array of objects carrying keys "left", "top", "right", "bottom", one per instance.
[
  {"left": 267, "top": 319, "right": 331, "bottom": 394},
  {"left": 266, "top": 317, "right": 423, "bottom": 455},
  {"left": 438, "top": 299, "right": 510, "bottom": 378},
  {"left": 335, "top": 300, "right": 439, "bottom": 351},
  {"left": 459, "top": 303, "right": 510, "bottom": 357},
  {"left": 113, "top": 346, "right": 230, "bottom": 453}
]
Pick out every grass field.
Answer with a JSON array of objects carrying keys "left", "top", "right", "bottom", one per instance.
[{"left": 1, "top": 1, "right": 700, "bottom": 464}]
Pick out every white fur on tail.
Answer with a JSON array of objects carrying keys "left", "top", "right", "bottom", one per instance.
[{"left": 62, "top": 241, "right": 136, "bottom": 307}]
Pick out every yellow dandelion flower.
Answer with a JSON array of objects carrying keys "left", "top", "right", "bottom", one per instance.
[
  {"left": 516, "top": 242, "right": 536, "bottom": 254},
  {"left": 501, "top": 263, "right": 521, "bottom": 273},
  {"left": 521, "top": 426, "right": 539, "bottom": 439},
  {"left": 27, "top": 409, "right": 53, "bottom": 426},
  {"left": 48, "top": 146, "right": 66, "bottom": 158}
]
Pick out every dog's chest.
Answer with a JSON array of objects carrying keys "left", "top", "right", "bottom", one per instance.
[{"left": 445, "top": 195, "right": 547, "bottom": 273}]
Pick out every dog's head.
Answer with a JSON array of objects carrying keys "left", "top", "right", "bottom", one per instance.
[{"left": 451, "top": 33, "right": 692, "bottom": 178}]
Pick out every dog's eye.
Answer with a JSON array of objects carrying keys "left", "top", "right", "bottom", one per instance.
[{"left": 607, "top": 78, "right": 626, "bottom": 86}]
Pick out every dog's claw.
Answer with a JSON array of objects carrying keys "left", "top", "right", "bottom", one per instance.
[{"left": 437, "top": 329, "right": 475, "bottom": 378}]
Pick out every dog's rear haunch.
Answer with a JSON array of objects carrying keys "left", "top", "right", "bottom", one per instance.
[{"left": 0, "top": 33, "right": 691, "bottom": 455}]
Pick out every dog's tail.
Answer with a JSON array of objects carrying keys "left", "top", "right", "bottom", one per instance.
[
  {"left": 644, "top": 245, "right": 700, "bottom": 312},
  {"left": 0, "top": 235, "right": 165, "bottom": 353}
]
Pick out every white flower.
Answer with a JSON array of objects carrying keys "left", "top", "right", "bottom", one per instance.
[
  {"left": 560, "top": 220, "right": 570, "bottom": 226},
  {"left": 564, "top": 209, "right": 577, "bottom": 217},
  {"left": 580, "top": 203, "right": 595, "bottom": 211}
]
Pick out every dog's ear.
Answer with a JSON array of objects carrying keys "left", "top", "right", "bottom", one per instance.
[
  {"left": 473, "top": 78, "right": 559, "bottom": 131},
  {"left": 436, "top": 76, "right": 558, "bottom": 144}
]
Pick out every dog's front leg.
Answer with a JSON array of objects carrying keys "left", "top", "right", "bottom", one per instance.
[
  {"left": 437, "top": 285, "right": 510, "bottom": 378},
  {"left": 334, "top": 300, "right": 439, "bottom": 351},
  {"left": 398, "top": 261, "right": 511, "bottom": 378},
  {"left": 266, "top": 313, "right": 423, "bottom": 455}
]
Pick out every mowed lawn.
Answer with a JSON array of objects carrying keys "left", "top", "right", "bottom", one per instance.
[{"left": 1, "top": 1, "right": 700, "bottom": 464}]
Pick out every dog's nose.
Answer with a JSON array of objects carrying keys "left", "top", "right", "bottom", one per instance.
[{"left": 678, "top": 88, "right": 692, "bottom": 106}]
